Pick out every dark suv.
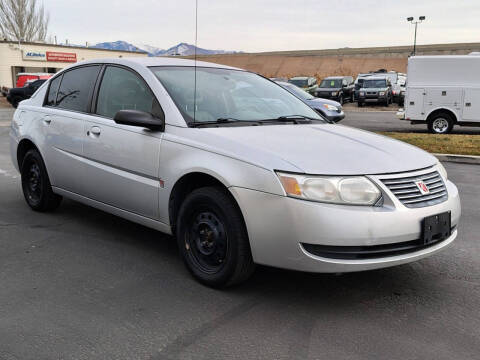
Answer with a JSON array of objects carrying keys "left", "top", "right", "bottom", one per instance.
[
  {"left": 357, "top": 77, "right": 392, "bottom": 107},
  {"left": 313, "top": 76, "right": 354, "bottom": 104},
  {"left": 7, "top": 79, "right": 46, "bottom": 108}
]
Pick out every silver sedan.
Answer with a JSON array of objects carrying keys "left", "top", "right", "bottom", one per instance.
[{"left": 10, "top": 57, "right": 460, "bottom": 287}]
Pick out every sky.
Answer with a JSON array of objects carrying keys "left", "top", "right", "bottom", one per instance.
[{"left": 43, "top": 0, "right": 480, "bottom": 52}]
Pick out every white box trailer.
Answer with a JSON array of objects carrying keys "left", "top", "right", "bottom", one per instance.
[{"left": 398, "top": 55, "right": 480, "bottom": 133}]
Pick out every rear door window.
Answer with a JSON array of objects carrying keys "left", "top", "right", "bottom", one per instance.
[
  {"left": 56, "top": 66, "right": 101, "bottom": 112},
  {"left": 45, "top": 76, "right": 62, "bottom": 106}
]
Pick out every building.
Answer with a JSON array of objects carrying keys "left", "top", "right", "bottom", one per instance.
[{"left": 0, "top": 40, "right": 148, "bottom": 89}]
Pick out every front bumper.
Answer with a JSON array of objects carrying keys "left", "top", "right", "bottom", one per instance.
[
  {"left": 319, "top": 110, "right": 345, "bottom": 123},
  {"left": 358, "top": 96, "right": 387, "bottom": 103},
  {"left": 230, "top": 169, "right": 460, "bottom": 273}
]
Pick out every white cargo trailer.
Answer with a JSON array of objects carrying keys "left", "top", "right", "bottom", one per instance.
[{"left": 398, "top": 55, "right": 480, "bottom": 133}]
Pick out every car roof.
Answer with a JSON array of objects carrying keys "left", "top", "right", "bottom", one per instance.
[
  {"left": 289, "top": 76, "right": 310, "bottom": 80},
  {"left": 64, "top": 57, "right": 244, "bottom": 71},
  {"left": 323, "top": 76, "right": 345, "bottom": 80}
]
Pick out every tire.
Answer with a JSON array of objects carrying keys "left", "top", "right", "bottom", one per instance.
[
  {"left": 21, "top": 149, "right": 62, "bottom": 212},
  {"left": 176, "top": 187, "right": 255, "bottom": 287},
  {"left": 428, "top": 113, "right": 454, "bottom": 134},
  {"left": 338, "top": 95, "right": 344, "bottom": 105},
  {"left": 357, "top": 101, "right": 363, "bottom": 107}
]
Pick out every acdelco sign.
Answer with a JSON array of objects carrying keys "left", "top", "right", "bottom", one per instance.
[{"left": 22, "top": 50, "right": 47, "bottom": 61}]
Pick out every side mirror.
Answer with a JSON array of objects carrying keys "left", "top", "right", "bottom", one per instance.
[{"left": 114, "top": 110, "right": 164, "bottom": 131}]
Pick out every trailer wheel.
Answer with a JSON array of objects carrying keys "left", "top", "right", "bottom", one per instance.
[{"left": 428, "top": 113, "right": 454, "bottom": 134}]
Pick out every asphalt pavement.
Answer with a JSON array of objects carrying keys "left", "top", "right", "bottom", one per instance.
[
  {"left": 0, "top": 120, "right": 480, "bottom": 359},
  {"left": 342, "top": 109, "right": 480, "bottom": 134}
]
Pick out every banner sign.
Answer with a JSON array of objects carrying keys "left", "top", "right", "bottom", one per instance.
[
  {"left": 22, "top": 50, "right": 46, "bottom": 61},
  {"left": 46, "top": 51, "right": 77, "bottom": 63}
]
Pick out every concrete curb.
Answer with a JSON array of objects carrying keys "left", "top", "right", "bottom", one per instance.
[{"left": 434, "top": 153, "right": 480, "bottom": 165}]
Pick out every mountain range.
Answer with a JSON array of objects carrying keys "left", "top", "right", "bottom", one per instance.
[{"left": 92, "top": 40, "right": 240, "bottom": 56}]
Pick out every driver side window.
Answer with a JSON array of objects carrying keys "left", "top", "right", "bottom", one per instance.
[{"left": 96, "top": 66, "right": 156, "bottom": 119}]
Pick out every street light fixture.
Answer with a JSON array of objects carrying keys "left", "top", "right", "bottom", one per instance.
[{"left": 407, "top": 16, "right": 426, "bottom": 56}]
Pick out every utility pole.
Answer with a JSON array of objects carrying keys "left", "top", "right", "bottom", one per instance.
[{"left": 407, "top": 16, "right": 426, "bottom": 56}]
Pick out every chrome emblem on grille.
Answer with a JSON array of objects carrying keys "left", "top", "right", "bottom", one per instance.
[{"left": 415, "top": 180, "right": 430, "bottom": 195}]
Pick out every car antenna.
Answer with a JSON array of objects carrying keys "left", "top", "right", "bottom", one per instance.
[{"left": 193, "top": 0, "right": 198, "bottom": 124}]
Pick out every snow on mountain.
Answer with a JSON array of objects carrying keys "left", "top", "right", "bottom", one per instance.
[
  {"left": 94, "top": 41, "right": 239, "bottom": 57},
  {"left": 93, "top": 40, "right": 147, "bottom": 53}
]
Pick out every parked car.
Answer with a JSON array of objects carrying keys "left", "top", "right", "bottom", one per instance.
[
  {"left": 392, "top": 75, "right": 407, "bottom": 105},
  {"left": 6, "top": 79, "right": 47, "bottom": 108},
  {"left": 353, "top": 73, "right": 373, "bottom": 100},
  {"left": 398, "top": 55, "right": 480, "bottom": 134},
  {"left": 276, "top": 81, "right": 345, "bottom": 122},
  {"left": 10, "top": 58, "right": 460, "bottom": 287},
  {"left": 313, "top": 76, "right": 354, "bottom": 104},
  {"left": 357, "top": 76, "right": 393, "bottom": 106},
  {"left": 288, "top": 76, "right": 318, "bottom": 94}
]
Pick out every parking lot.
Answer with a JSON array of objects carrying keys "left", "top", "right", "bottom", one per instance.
[{"left": 1, "top": 110, "right": 480, "bottom": 359}]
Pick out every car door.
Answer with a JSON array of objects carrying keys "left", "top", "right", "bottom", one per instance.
[
  {"left": 82, "top": 65, "right": 162, "bottom": 219},
  {"left": 41, "top": 65, "right": 101, "bottom": 195}
]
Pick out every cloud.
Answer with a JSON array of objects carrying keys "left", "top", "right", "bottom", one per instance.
[{"left": 43, "top": 0, "right": 480, "bottom": 51}]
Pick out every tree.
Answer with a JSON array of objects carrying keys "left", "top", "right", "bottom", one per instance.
[{"left": 0, "top": 0, "right": 49, "bottom": 42}]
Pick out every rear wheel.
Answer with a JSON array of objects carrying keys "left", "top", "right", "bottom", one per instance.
[
  {"left": 176, "top": 187, "right": 255, "bottom": 287},
  {"left": 21, "top": 149, "right": 62, "bottom": 211},
  {"left": 428, "top": 113, "right": 454, "bottom": 134}
]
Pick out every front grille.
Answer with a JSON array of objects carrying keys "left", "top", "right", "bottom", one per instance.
[
  {"left": 381, "top": 171, "right": 447, "bottom": 208},
  {"left": 301, "top": 226, "right": 455, "bottom": 260},
  {"left": 367, "top": 91, "right": 377, "bottom": 95},
  {"left": 317, "top": 92, "right": 330, "bottom": 97}
]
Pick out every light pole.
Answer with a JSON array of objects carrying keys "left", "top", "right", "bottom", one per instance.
[{"left": 407, "top": 16, "right": 426, "bottom": 56}]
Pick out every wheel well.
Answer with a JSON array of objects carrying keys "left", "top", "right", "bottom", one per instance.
[
  {"left": 427, "top": 109, "right": 457, "bottom": 124},
  {"left": 168, "top": 172, "right": 229, "bottom": 233},
  {"left": 17, "top": 139, "right": 38, "bottom": 169}
]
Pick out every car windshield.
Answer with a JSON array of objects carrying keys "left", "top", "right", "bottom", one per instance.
[
  {"left": 151, "top": 66, "right": 323, "bottom": 124},
  {"left": 319, "top": 79, "right": 342, "bottom": 88},
  {"left": 363, "top": 79, "right": 386, "bottom": 88},
  {"left": 289, "top": 79, "right": 308, "bottom": 87},
  {"left": 281, "top": 83, "right": 314, "bottom": 101}
]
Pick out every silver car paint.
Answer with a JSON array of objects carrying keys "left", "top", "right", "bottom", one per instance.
[{"left": 10, "top": 57, "right": 461, "bottom": 273}]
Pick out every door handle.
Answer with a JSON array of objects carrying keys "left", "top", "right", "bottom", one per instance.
[
  {"left": 88, "top": 126, "right": 101, "bottom": 136},
  {"left": 43, "top": 115, "right": 51, "bottom": 124}
]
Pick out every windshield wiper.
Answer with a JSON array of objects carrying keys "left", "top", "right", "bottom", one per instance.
[
  {"left": 259, "top": 115, "right": 318, "bottom": 124},
  {"left": 190, "top": 118, "right": 261, "bottom": 127}
]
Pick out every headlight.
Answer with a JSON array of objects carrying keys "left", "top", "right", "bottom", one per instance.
[
  {"left": 437, "top": 161, "right": 448, "bottom": 180},
  {"left": 276, "top": 172, "right": 381, "bottom": 206},
  {"left": 331, "top": 91, "right": 337, "bottom": 96},
  {"left": 379, "top": 91, "right": 385, "bottom": 96},
  {"left": 323, "top": 104, "right": 338, "bottom": 111},
  {"left": 359, "top": 91, "right": 365, "bottom": 96}
]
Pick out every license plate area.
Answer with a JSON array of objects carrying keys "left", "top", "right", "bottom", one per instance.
[{"left": 422, "top": 211, "right": 451, "bottom": 245}]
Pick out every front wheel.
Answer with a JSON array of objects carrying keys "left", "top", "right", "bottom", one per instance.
[
  {"left": 176, "top": 187, "right": 255, "bottom": 287},
  {"left": 21, "top": 149, "right": 62, "bottom": 211},
  {"left": 338, "top": 95, "right": 344, "bottom": 105},
  {"left": 428, "top": 113, "right": 454, "bottom": 134}
]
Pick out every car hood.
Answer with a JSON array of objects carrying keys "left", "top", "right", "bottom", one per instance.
[
  {"left": 188, "top": 124, "right": 437, "bottom": 175},
  {"left": 305, "top": 97, "right": 341, "bottom": 108},
  {"left": 361, "top": 87, "right": 388, "bottom": 92},
  {"left": 316, "top": 87, "right": 341, "bottom": 92}
]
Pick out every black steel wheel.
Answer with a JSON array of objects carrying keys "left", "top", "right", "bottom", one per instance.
[
  {"left": 21, "top": 149, "right": 62, "bottom": 211},
  {"left": 176, "top": 187, "right": 254, "bottom": 287}
]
